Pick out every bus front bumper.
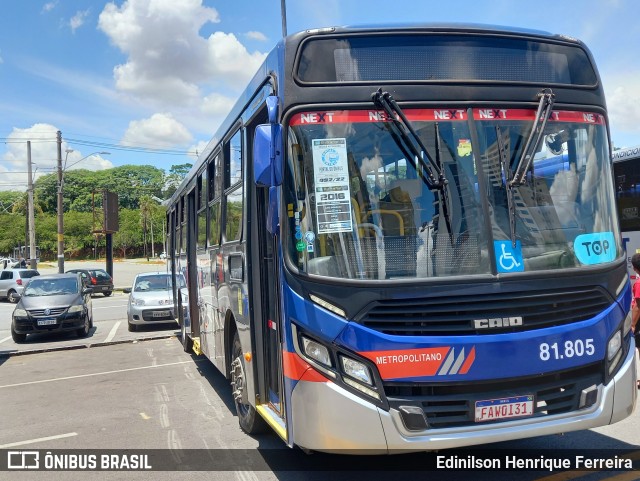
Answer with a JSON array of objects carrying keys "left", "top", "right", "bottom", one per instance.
[{"left": 290, "top": 346, "right": 637, "bottom": 453}]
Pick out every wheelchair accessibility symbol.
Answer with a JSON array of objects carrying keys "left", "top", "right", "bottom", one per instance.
[{"left": 494, "top": 240, "right": 524, "bottom": 273}]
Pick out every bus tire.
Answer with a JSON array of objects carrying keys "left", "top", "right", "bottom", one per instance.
[{"left": 231, "top": 330, "right": 267, "bottom": 434}]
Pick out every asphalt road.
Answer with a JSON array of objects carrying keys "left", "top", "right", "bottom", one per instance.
[
  {"left": 0, "top": 338, "right": 638, "bottom": 481},
  {"left": 0, "top": 259, "right": 638, "bottom": 480}
]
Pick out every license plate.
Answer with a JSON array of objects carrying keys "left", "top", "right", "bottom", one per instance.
[
  {"left": 153, "top": 311, "right": 171, "bottom": 318},
  {"left": 37, "top": 319, "right": 57, "bottom": 326},
  {"left": 475, "top": 395, "right": 534, "bottom": 422}
]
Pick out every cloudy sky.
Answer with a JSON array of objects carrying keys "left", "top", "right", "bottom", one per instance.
[{"left": 1, "top": 0, "right": 639, "bottom": 191}]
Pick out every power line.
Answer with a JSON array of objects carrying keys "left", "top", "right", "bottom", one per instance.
[
  {"left": 3, "top": 136, "right": 197, "bottom": 156},
  {"left": 65, "top": 138, "right": 196, "bottom": 156}
]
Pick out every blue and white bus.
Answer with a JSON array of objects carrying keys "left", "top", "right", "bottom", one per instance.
[
  {"left": 613, "top": 145, "right": 640, "bottom": 278},
  {"left": 166, "top": 24, "right": 636, "bottom": 453}
]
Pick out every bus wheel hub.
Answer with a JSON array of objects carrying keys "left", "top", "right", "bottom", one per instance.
[{"left": 231, "top": 357, "right": 246, "bottom": 404}]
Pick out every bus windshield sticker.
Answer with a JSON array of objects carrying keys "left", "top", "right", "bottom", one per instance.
[
  {"left": 494, "top": 240, "right": 524, "bottom": 273},
  {"left": 574, "top": 232, "right": 616, "bottom": 265},
  {"left": 457, "top": 139, "right": 472, "bottom": 157},
  {"left": 312, "top": 138, "right": 353, "bottom": 234}
]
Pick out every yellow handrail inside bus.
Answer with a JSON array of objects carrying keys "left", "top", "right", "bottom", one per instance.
[{"left": 363, "top": 209, "right": 404, "bottom": 236}]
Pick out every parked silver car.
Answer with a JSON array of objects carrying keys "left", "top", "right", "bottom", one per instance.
[
  {"left": 124, "top": 272, "right": 184, "bottom": 332},
  {"left": 0, "top": 269, "right": 40, "bottom": 303}
]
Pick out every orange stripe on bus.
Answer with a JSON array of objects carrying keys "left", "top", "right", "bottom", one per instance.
[
  {"left": 459, "top": 346, "right": 476, "bottom": 374},
  {"left": 282, "top": 351, "right": 327, "bottom": 382}
]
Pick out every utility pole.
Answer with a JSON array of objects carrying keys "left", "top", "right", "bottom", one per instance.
[
  {"left": 280, "top": 0, "right": 287, "bottom": 37},
  {"left": 56, "top": 130, "right": 64, "bottom": 273},
  {"left": 27, "top": 141, "right": 36, "bottom": 269},
  {"left": 150, "top": 215, "right": 155, "bottom": 258}
]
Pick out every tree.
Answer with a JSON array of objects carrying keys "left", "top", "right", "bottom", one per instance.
[
  {"left": 3, "top": 163, "right": 174, "bottom": 259},
  {"left": 113, "top": 209, "right": 143, "bottom": 258},
  {"left": 163, "top": 163, "right": 192, "bottom": 198},
  {"left": 0, "top": 191, "right": 23, "bottom": 214}
]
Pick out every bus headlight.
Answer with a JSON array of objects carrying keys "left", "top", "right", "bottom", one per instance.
[
  {"left": 340, "top": 356, "right": 380, "bottom": 400},
  {"left": 302, "top": 336, "right": 332, "bottom": 367},
  {"left": 607, "top": 330, "right": 621, "bottom": 361},
  {"left": 340, "top": 356, "right": 373, "bottom": 385},
  {"left": 607, "top": 329, "right": 622, "bottom": 374}
]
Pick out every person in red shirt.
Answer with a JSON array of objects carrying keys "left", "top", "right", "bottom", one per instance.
[{"left": 631, "top": 253, "right": 640, "bottom": 388}]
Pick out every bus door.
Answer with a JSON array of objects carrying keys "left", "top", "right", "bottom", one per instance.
[
  {"left": 248, "top": 110, "right": 285, "bottom": 420},
  {"left": 185, "top": 189, "right": 200, "bottom": 342},
  {"left": 255, "top": 184, "right": 284, "bottom": 416}
]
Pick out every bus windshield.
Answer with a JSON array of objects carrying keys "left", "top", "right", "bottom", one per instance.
[{"left": 285, "top": 108, "right": 619, "bottom": 280}]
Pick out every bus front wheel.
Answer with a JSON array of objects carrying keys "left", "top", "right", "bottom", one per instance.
[{"left": 231, "top": 331, "right": 267, "bottom": 434}]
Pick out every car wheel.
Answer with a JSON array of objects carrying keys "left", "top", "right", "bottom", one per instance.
[
  {"left": 7, "top": 290, "right": 19, "bottom": 304},
  {"left": 103, "top": 291, "right": 112, "bottom": 297},
  {"left": 76, "top": 315, "right": 90, "bottom": 338},
  {"left": 231, "top": 330, "right": 267, "bottom": 434},
  {"left": 11, "top": 325, "right": 26, "bottom": 343},
  {"left": 128, "top": 322, "right": 136, "bottom": 332}
]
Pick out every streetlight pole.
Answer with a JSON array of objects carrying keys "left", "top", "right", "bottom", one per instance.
[
  {"left": 56, "top": 138, "right": 110, "bottom": 273},
  {"left": 27, "top": 141, "right": 37, "bottom": 269},
  {"left": 56, "top": 131, "right": 64, "bottom": 273}
]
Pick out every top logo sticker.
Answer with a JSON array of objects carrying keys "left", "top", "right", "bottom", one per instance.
[{"left": 574, "top": 232, "right": 616, "bottom": 265}]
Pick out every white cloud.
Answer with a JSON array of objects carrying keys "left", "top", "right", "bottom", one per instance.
[
  {"left": 98, "top": 0, "right": 266, "bottom": 105},
  {"left": 70, "top": 9, "right": 90, "bottom": 33},
  {"left": 0, "top": 124, "right": 113, "bottom": 191},
  {"left": 189, "top": 140, "right": 210, "bottom": 161},
  {"left": 605, "top": 71, "right": 640, "bottom": 146},
  {"left": 41, "top": 1, "right": 57, "bottom": 13},
  {"left": 201, "top": 92, "right": 234, "bottom": 117},
  {"left": 64, "top": 151, "right": 114, "bottom": 172},
  {"left": 122, "top": 113, "right": 193, "bottom": 148},
  {"left": 246, "top": 31, "right": 268, "bottom": 42},
  {"left": 205, "top": 31, "right": 265, "bottom": 80}
]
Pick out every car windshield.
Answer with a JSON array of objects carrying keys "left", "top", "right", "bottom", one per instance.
[
  {"left": 134, "top": 275, "right": 172, "bottom": 292},
  {"left": 285, "top": 108, "right": 620, "bottom": 280},
  {"left": 24, "top": 278, "right": 78, "bottom": 296}
]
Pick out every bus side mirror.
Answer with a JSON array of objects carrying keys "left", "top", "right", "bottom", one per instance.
[
  {"left": 254, "top": 125, "right": 272, "bottom": 186},
  {"left": 253, "top": 124, "right": 282, "bottom": 187},
  {"left": 254, "top": 125, "right": 282, "bottom": 235}
]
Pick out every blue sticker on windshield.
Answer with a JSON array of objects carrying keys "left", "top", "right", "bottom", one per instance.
[
  {"left": 494, "top": 240, "right": 524, "bottom": 273},
  {"left": 574, "top": 232, "right": 616, "bottom": 265}
]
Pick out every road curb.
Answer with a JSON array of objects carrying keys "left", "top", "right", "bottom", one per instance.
[{"left": 0, "top": 333, "right": 179, "bottom": 358}]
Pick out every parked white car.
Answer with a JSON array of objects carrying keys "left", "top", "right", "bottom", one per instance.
[
  {"left": 0, "top": 268, "right": 40, "bottom": 303},
  {"left": 123, "top": 272, "right": 184, "bottom": 332}
]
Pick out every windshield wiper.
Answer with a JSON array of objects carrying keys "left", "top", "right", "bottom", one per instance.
[
  {"left": 372, "top": 89, "right": 444, "bottom": 188},
  {"left": 495, "top": 126, "right": 518, "bottom": 247},
  {"left": 510, "top": 88, "right": 555, "bottom": 186},
  {"left": 372, "top": 89, "right": 453, "bottom": 239}
]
